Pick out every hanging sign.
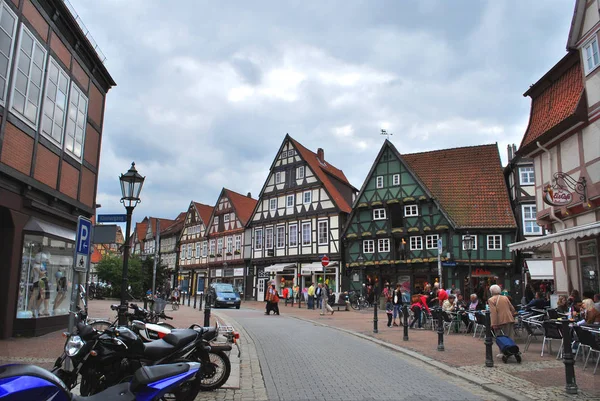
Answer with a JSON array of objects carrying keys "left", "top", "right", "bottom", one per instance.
[{"left": 543, "top": 185, "right": 573, "bottom": 207}]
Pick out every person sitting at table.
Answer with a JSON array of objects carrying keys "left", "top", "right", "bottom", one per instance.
[
  {"left": 455, "top": 293, "right": 467, "bottom": 310},
  {"left": 468, "top": 294, "right": 484, "bottom": 311},
  {"left": 442, "top": 294, "right": 455, "bottom": 312},
  {"left": 581, "top": 298, "right": 600, "bottom": 324},
  {"left": 525, "top": 292, "right": 548, "bottom": 310},
  {"left": 556, "top": 295, "right": 569, "bottom": 314},
  {"left": 568, "top": 289, "right": 582, "bottom": 312}
]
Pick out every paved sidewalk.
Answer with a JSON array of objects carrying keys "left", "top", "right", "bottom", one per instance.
[{"left": 245, "top": 301, "right": 600, "bottom": 401}]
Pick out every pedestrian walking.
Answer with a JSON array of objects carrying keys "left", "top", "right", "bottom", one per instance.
[
  {"left": 315, "top": 283, "right": 323, "bottom": 309},
  {"left": 392, "top": 284, "right": 403, "bottom": 326},
  {"left": 320, "top": 283, "right": 334, "bottom": 315},
  {"left": 307, "top": 283, "right": 316, "bottom": 310},
  {"left": 488, "top": 284, "right": 516, "bottom": 338},
  {"left": 386, "top": 296, "right": 393, "bottom": 327}
]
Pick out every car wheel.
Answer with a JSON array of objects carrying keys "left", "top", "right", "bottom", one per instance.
[{"left": 235, "top": 304, "right": 240, "bottom": 309}]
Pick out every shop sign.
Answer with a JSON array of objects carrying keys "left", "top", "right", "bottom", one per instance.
[
  {"left": 472, "top": 268, "right": 492, "bottom": 276},
  {"left": 543, "top": 186, "right": 573, "bottom": 207},
  {"left": 234, "top": 268, "right": 244, "bottom": 276}
]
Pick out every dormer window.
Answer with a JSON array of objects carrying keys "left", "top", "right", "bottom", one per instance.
[
  {"left": 584, "top": 37, "right": 600, "bottom": 74},
  {"left": 282, "top": 150, "right": 287, "bottom": 158},
  {"left": 404, "top": 205, "right": 418, "bottom": 217}
]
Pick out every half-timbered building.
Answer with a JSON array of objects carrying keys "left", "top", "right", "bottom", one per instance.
[
  {"left": 178, "top": 201, "right": 214, "bottom": 295},
  {"left": 248, "top": 135, "right": 357, "bottom": 301},
  {"left": 142, "top": 217, "right": 174, "bottom": 260},
  {"left": 342, "top": 140, "right": 517, "bottom": 299},
  {"left": 130, "top": 218, "right": 148, "bottom": 256},
  {"left": 509, "top": 0, "right": 600, "bottom": 298},
  {"left": 205, "top": 189, "right": 257, "bottom": 297},
  {"left": 159, "top": 212, "right": 185, "bottom": 287}
]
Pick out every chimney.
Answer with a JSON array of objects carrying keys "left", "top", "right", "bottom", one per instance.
[
  {"left": 247, "top": 192, "right": 252, "bottom": 198},
  {"left": 513, "top": 144, "right": 517, "bottom": 158},
  {"left": 317, "top": 148, "right": 324, "bottom": 162},
  {"left": 507, "top": 144, "right": 513, "bottom": 162}
]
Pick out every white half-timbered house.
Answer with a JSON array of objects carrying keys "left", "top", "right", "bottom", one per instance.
[
  {"left": 205, "top": 189, "right": 257, "bottom": 297},
  {"left": 248, "top": 135, "right": 357, "bottom": 301},
  {"left": 178, "top": 201, "right": 214, "bottom": 295},
  {"left": 159, "top": 212, "right": 186, "bottom": 287}
]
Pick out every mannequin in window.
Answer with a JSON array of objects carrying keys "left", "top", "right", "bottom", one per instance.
[
  {"left": 53, "top": 268, "right": 67, "bottom": 313},
  {"left": 28, "top": 262, "right": 42, "bottom": 317},
  {"left": 38, "top": 270, "right": 51, "bottom": 316}
]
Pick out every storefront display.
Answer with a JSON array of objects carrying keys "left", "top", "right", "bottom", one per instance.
[
  {"left": 579, "top": 240, "right": 599, "bottom": 295},
  {"left": 17, "top": 234, "right": 74, "bottom": 319}
]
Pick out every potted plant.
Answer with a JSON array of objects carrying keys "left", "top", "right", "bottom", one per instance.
[
  {"left": 216, "top": 253, "right": 222, "bottom": 257},
  {"left": 209, "top": 254, "right": 215, "bottom": 258},
  {"left": 234, "top": 250, "right": 241, "bottom": 255},
  {"left": 226, "top": 252, "right": 232, "bottom": 256}
]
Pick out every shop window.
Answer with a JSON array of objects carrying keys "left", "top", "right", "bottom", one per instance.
[
  {"left": 17, "top": 234, "right": 75, "bottom": 319},
  {"left": 579, "top": 240, "right": 598, "bottom": 295}
]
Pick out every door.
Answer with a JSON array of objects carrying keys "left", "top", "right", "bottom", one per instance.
[{"left": 257, "top": 278, "right": 267, "bottom": 301}]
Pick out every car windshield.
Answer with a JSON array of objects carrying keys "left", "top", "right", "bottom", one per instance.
[{"left": 214, "top": 285, "right": 236, "bottom": 293}]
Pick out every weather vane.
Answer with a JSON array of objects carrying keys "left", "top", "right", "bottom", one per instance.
[{"left": 380, "top": 129, "right": 392, "bottom": 140}]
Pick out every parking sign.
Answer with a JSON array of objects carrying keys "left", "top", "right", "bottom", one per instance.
[{"left": 75, "top": 216, "right": 92, "bottom": 272}]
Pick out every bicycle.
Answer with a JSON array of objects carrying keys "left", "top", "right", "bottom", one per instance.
[{"left": 348, "top": 291, "right": 370, "bottom": 310}]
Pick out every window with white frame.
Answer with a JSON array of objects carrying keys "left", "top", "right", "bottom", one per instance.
[
  {"left": 376, "top": 176, "right": 384, "bottom": 188},
  {"left": 373, "top": 208, "right": 386, "bottom": 220},
  {"left": 269, "top": 198, "right": 277, "bottom": 211},
  {"left": 187, "top": 244, "right": 192, "bottom": 259},
  {"left": 522, "top": 205, "right": 541, "bottom": 234},
  {"left": 519, "top": 167, "right": 535, "bottom": 185},
  {"left": 209, "top": 239, "right": 216, "bottom": 255},
  {"left": 289, "top": 149, "right": 296, "bottom": 156},
  {"left": 404, "top": 205, "right": 418, "bottom": 217},
  {"left": 289, "top": 224, "right": 298, "bottom": 247},
  {"left": 0, "top": 3, "right": 17, "bottom": 105},
  {"left": 584, "top": 36, "right": 600, "bottom": 74},
  {"left": 392, "top": 174, "right": 400, "bottom": 186},
  {"left": 301, "top": 222, "right": 311, "bottom": 245},
  {"left": 426, "top": 234, "right": 439, "bottom": 250},
  {"left": 286, "top": 194, "right": 294, "bottom": 208},
  {"left": 214, "top": 216, "right": 219, "bottom": 225},
  {"left": 276, "top": 226, "right": 285, "bottom": 248},
  {"left": 275, "top": 171, "right": 282, "bottom": 184},
  {"left": 461, "top": 235, "right": 478, "bottom": 250},
  {"left": 217, "top": 238, "right": 223, "bottom": 254},
  {"left": 487, "top": 235, "right": 502, "bottom": 250},
  {"left": 234, "top": 235, "right": 241, "bottom": 251},
  {"left": 303, "top": 191, "right": 311, "bottom": 204},
  {"left": 202, "top": 241, "right": 207, "bottom": 257},
  {"left": 410, "top": 236, "right": 423, "bottom": 250},
  {"left": 64, "top": 83, "right": 88, "bottom": 160},
  {"left": 195, "top": 243, "right": 200, "bottom": 258},
  {"left": 378, "top": 238, "right": 390, "bottom": 253},
  {"left": 363, "top": 239, "right": 374, "bottom": 253},
  {"left": 297, "top": 165, "right": 305, "bottom": 179},
  {"left": 265, "top": 227, "right": 273, "bottom": 249},
  {"left": 181, "top": 246, "right": 186, "bottom": 259},
  {"left": 11, "top": 25, "right": 47, "bottom": 129},
  {"left": 254, "top": 229, "right": 263, "bottom": 250},
  {"left": 41, "top": 58, "right": 69, "bottom": 146},
  {"left": 318, "top": 220, "right": 328, "bottom": 245},
  {"left": 226, "top": 237, "right": 233, "bottom": 253},
  {"left": 223, "top": 213, "right": 230, "bottom": 222}
]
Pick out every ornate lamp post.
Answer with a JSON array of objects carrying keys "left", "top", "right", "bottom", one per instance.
[
  {"left": 118, "top": 162, "right": 145, "bottom": 325},
  {"left": 462, "top": 233, "right": 475, "bottom": 295}
]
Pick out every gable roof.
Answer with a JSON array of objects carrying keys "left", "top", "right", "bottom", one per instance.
[
  {"left": 147, "top": 217, "right": 175, "bottom": 238},
  {"left": 518, "top": 52, "right": 585, "bottom": 155},
  {"left": 135, "top": 221, "right": 148, "bottom": 243},
  {"left": 224, "top": 189, "right": 258, "bottom": 226},
  {"left": 567, "top": 0, "right": 585, "bottom": 50},
  {"left": 402, "top": 143, "right": 517, "bottom": 229},
  {"left": 161, "top": 212, "right": 186, "bottom": 237},
  {"left": 193, "top": 202, "right": 214, "bottom": 226},
  {"left": 288, "top": 135, "right": 356, "bottom": 213}
]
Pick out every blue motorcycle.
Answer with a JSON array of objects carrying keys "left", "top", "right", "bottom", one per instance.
[{"left": 0, "top": 361, "right": 201, "bottom": 401}]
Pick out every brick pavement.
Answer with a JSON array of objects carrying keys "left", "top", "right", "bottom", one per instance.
[{"left": 240, "top": 300, "right": 600, "bottom": 401}]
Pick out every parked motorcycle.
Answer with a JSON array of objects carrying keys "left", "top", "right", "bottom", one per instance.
[{"left": 0, "top": 361, "right": 202, "bottom": 401}]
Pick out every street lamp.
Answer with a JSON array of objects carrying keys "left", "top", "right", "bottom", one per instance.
[
  {"left": 463, "top": 233, "right": 475, "bottom": 295},
  {"left": 118, "top": 162, "right": 145, "bottom": 325}
]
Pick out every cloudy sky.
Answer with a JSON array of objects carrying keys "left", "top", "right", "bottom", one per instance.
[{"left": 71, "top": 0, "right": 574, "bottom": 224}]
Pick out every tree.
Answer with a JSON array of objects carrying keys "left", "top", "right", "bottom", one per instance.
[{"left": 96, "top": 254, "right": 144, "bottom": 299}]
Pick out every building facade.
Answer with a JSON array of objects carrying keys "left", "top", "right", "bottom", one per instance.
[
  {"left": 178, "top": 201, "right": 214, "bottom": 295},
  {"left": 247, "top": 135, "right": 357, "bottom": 301},
  {"left": 205, "top": 188, "right": 257, "bottom": 297},
  {"left": 0, "top": 0, "right": 115, "bottom": 337},
  {"left": 509, "top": 0, "right": 600, "bottom": 298},
  {"left": 159, "top": 212, "right": 185, "bottom": 287},
  {"left": 343, "top": 141, "right": 517, "bottom": 300}
]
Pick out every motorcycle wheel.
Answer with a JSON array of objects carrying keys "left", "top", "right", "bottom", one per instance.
[
  {"left": 198, "top": 350, "right": 231, "bottom": 391},
  {"left": 90, "top": 320, "right": 112, "bottom": 333},
  {"left": 157, "top": 322, "right": 175, "bottom": 330},
  {"left": 350, "top": 299, "right": 360, "bottom": 310}
]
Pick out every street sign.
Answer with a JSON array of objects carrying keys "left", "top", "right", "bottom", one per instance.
[
  {"left": 75, "top": 216, "right": 92, "bottom": 272},
  {"left": 437, "top": 239, "right": 442, "bottom": 252},
  {"left": 321, "top": 255, "right": 330, "bottom": 267},
  {"left": 442, "top": 261, "right": 457, "bottom": 267},
  {"left": 97, "top": 214, "right": 127, "bottom": 223}
]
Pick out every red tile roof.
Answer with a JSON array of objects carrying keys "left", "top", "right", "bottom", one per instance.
[
  {"left": 401, "top": 143, "right": 517, "bottom": 229},
  {"left": 147, "top": 217, "right": 175, "bottom": 238},
  {"left": 194, "top": 202, "right": 214, "bottom": 225},
  {"left": 161, "top": 212, "right": 186, "bottom": 236},
  {"left": 520, "top": 53, "right": 584, "bottom": 152},
  {"left": 135, "top": 222, "right": 148, "bottom": 243},
  {"left": 225, "top": 189, "right": 258, "bottom": 226},
  {"left": 288, "top": 136, "right": 355, "bottom": 213}
]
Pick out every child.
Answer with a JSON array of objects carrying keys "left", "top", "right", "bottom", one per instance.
[{"left": 386, "top": 296, "right": 393, "bottom": 327}]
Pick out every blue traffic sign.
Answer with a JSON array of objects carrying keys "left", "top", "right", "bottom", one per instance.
[
  {"left": 76, "top": 217, "right": 92, "bottom": 255},
  {"left": 97, "top": 214, "right": 127, "bottom": 223}
]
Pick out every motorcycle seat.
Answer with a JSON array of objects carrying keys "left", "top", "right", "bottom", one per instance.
[
  {"left": 163, "top": 329, "right": 198, "bottom": 347},
  {"left": 143, "top": 340, "right": 177, "bottom": 360},
  {"left": 130, "top": 363, "right": 190, "bottom": 392},
  {"left": 0, "top": 364, "right": 69, "bottom": 393},
  {"left": 201, "top": 327, "right": 217, "bottom": 341}
]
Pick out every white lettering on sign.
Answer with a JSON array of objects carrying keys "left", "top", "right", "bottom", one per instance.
[{"left": 543, "top": 187, "right": 573, "bottom": 207}]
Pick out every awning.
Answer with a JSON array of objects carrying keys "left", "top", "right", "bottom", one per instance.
[
  {"left": 263, "top": 263, "right": 296, "bottom": 273},
  {"left": 24, "top": 217, "right": 76, "bottom": 241},
  {"left": 301, "top": 262, "right": 339, "bottom": 274},
  {"left": 525, "top": 259, "right": 553, "bottom": 280},
  {"left": 508, "top": 221, "right": 600, "bottom": 252}
]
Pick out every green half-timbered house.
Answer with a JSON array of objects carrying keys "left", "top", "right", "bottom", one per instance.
[{"left": 342, "top": 140, "right": 517, "bottom": 300}]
